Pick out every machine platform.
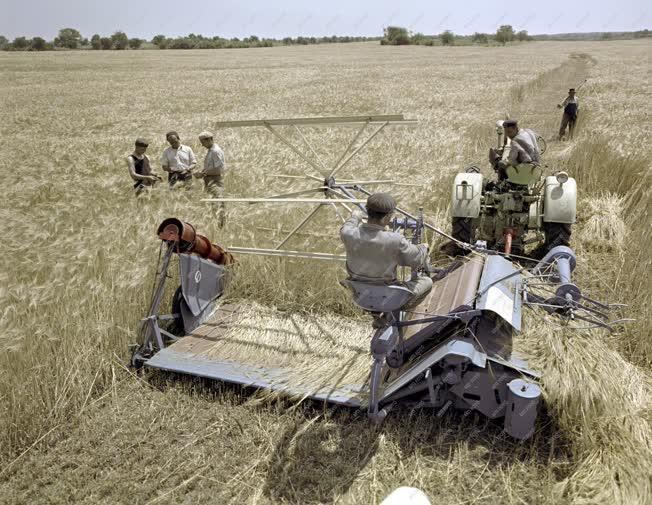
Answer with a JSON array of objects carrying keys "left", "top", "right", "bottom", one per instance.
[{"left": 145, "top": 256, "right": 539, "bottom": 409}]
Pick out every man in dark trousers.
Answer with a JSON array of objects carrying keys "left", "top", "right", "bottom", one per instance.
[
  {"left": 126, "top": 138, "right": 160, "bottom": 196},
  {"left": 558, "top": 88, "right": 579, "bottom": 140}
]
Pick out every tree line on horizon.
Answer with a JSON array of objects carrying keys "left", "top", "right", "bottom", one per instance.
[
  {"left": 1, "top": 26, "right": 649, "bottom": 52},
  {"left": 381, "top": 25, "right": 533, "bottom": 46},
  {"left": 0, "top": 28, "right": 379, "bottom": 51}
]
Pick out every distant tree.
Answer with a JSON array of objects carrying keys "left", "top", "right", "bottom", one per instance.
[
  {"left": 12, "top": 36, "right": 30, "bottom": 49},
  {"left": 100, "top": 37, "right": 112, "bottom": 50},
  {"left": 0, "top": 36, "right": 9, "bottom": 50},
  {"left": 495, "top": 25, "right": 515, "bottom": 45},
  {"left": 170, "top": 37, "right": 193, "bottom": 49},
  {"left": 81, "top": 38, "right": 89, "bottom": 46},
  {"left": 516, "top": 30, "right": 529, "bottom": 41},
  {"left": 440, "top": 30, "right": 455, "bottom": 46},
  {"left": 410, "top": 32, "right": 426, "bottom": 44},
  {"left": 111, "top": 31, "right": 129, "bottom": 50},
  {"left": 128, "top": 38, "right": 143, "bottom": 49},
  {"left": 90, "top": 34, "right": 101, "bottom": 50},
  {"left": 54, "top": 28, "right": 82, "bottom": 49},
  {"left": 472, "top": 32, "right": 489, "bottom": 44},
  {"left": 383, "top": 26, "right": 410, "bottom": 45},
  {"left": 151, "top": 34, "right": 166, "bottom": 47},
  {"left": 601, "top": 32, "right": 613, "bottom": 40},
  {"left": 30, "top": 37, "right": 48, "bottom": 51},
  {"left": 282, "top": 37, "right": 293, "bottom": 45}
]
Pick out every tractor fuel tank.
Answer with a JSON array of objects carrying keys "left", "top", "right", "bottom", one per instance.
[
  {"left": 452, "top": 172, "right": 483, "bottom": 218},
  {"left": 543, "top": 176, "right": 577, "bottom": 224}
]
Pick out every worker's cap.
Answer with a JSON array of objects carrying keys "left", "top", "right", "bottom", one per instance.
[
  {"left": 569, "top": 88, "right": 575, "bottom": 92},
  {"left": 495, "top": 120, "right": 504, "bottom": 128},
  {"left": 503, "top": 119, "right": 518, "bottom": 128},
  {"left": 366, "top": 193, "right": 396, "bottom": 214},
  {"left": 135, "top": 138, "right": 149, "bottom": 147},
  {"left": 198, "top": 131, "right": 214, "bottom": 140}
]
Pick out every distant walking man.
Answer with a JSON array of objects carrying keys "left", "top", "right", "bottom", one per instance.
[
  {"left": 340, "top": 193, "right": 433, "bottom": 316},
  {"left": 126, "top": 138, "right": 160, "bottom": 196},
  {"left": 558, "top": 88, "right": 579, "bottom": 140},
  {"left": 161, "top": 131, "right": 197, "bottom": 188},
  {"left": 196, "top": 131, "right": 226, "bottom": 227}
]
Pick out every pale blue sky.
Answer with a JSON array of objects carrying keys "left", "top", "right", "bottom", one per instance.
[{"left": 1, "top": 0, "right": 649, "bottom": 40}]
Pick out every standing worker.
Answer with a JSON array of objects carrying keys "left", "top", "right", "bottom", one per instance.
[
  {"left": 196, "top": 131, "right": 226, "bottom": 227},
  {"left": 126, "top": 138, "right": 160, "bottom": 196},
  {"left": 557, "top": 88, "right": 579, "bottom": 140},
  {"left": 340, "top": 193, "right": 433, "bottom": 319},
  {"left": 161, "top": 131, "right": 197, "bottom": 189}
]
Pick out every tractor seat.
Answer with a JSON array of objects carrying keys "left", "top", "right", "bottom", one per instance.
[
  {"left": 340, "top": 279, "right": 413, "bottom": 313},
  {"left": 505, "top": 163, "right": 542, "bottom": 186}
]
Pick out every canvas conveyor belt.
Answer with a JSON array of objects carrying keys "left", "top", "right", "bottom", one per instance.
[{"left": 145, "top": 255, "right": 534, "bottom": 407}]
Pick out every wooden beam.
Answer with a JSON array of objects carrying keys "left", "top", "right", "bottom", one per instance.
[
  {"left": 213, "top": 115, "right": 417, "bottom": 128},
  {"left": 227, "top": 246, "right": 346, "bottom": 262},
  {"left": 201, "top": 198, "right": 365, "bottom": 204}
]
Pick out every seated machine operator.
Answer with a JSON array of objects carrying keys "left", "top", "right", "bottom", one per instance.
[{"left": 339, "top": 193, "right": 433, "bottom": 318}]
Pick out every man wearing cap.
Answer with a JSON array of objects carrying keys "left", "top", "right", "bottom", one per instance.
[
  {"left": 491, "top": 119, "right": 540, "bottom": 182},
  {"left": 196, "top": 131, "right": 226, "bottom": 227},
  {"left": 340, "top": 193, "right": 433, "bottom": 313},
  {"left": 557, "top": 88, "right": 579, "bottom": 140},
  {"left": 126, "top": 138, "right": 160, "bottom": 196},
  {"left": 161, "top": 131, "right": 197, "bottom": 189}
]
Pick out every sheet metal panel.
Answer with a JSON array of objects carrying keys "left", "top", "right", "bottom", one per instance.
[
  {"left": 146, "top": 348, "right": 365, "bottom": 407},
  {"left": 403, "top": 256, "right": 484, "bottom": 340},
  {"left": 476, "top": 255, "right": 522, "bottom": 331}
]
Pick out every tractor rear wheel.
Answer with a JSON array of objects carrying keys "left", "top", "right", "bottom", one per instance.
[
  {"left": 452, "top": 217, "right": 474, "bottom": 244},
  {"left": 531, "top": 222, "right": 572, "bottom": 258},
  {"left": 442, "top": 217, "right": 474, "bottom": 256}
]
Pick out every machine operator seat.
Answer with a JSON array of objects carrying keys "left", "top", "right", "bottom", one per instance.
[{"left": 340, "top": 280, "right": 413, "bottom": 313}]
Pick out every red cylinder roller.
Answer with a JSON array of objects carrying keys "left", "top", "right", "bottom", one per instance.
[{"left": 157, "top": 218, "right": 234, "bottom": 265}]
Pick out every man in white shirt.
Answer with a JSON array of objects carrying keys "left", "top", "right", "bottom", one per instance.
[
  {"left": 196, "top": 130, "right": 226, "bottom": 227},
  {"left": 161, "top": 131, "right": 197, "bottom": 189}
]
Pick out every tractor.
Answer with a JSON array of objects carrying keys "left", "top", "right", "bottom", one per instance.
[{"left": 450, "top": 120, "right": 576, "bottom": 257}]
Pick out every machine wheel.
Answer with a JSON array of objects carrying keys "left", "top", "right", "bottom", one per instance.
[
  {"left": 531, "top": 222, "right": 571, "bottom": 258},
  {"left": 168, "top": 286, "right": 185, "bottom": 336},
  {"left": 452, "top": 217, "right": 474, "bottom": 245}
]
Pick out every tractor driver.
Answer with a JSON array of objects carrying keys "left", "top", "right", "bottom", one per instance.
[
  {"left": 490, "top": 119, "right": 540, "bottom": 182},
  {"left": 340, "top": 193, "right": 433, "bottom": 314}
]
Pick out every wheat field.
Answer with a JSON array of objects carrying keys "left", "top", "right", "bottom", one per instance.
[{"left": 0, "top": 40, "right": 650, "bottom": 504}]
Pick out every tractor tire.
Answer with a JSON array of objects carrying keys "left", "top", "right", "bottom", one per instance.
[
  {"left": 452, "top": 217, "right": 474, "bottom": 245},
  {"left": 442, "top": 217, "right": 474, "bottom": 256},
  {"left": 531, "top": 222, "right": 571, "bottom": 258}
]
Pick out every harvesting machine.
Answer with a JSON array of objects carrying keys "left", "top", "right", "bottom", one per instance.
[{"left": 131, "top": 115, "right": 624, "bottom": 440}]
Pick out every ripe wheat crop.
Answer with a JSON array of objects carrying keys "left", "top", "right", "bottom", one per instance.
[{"left": 0, "top": 40, "right": 650, "bottom": 504}]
